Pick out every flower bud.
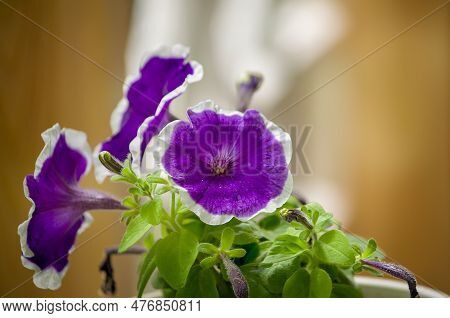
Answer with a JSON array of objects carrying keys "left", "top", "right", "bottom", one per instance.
[
  {"left": 237, "top": 71, "right": 263, "bottom": 111},
  {"left": 98, "top": 151, "right": 123, "bottom": 174}
]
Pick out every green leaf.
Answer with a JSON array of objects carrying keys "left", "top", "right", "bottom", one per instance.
[
  {"left": 259, "top": 214, "right": 282, "bottom": 230},
  {"left": 261, "top": 255, "right": 302, "bottom": 294},
  {"left": 282, "top": 268, "right": 310, "bottom": 298},
  {"left": 198, "top": 243, "right": 218, "bottom": 255},
  {"left": 137, "top": 241, "right": 159, "bottom": 297},
  {"left": 122, "top": 197, "right": 137, "bottom": 209},
  {"left": 321, "top": 264, "right": 354, "bottom": 285},
  {"left": 234, "top": 232, "right": 259, "bottom": 245},
  {"left": 301, "top": 202, "right": 334, "bottom": 230},
  {"left": 155, "top": 185, "right": 172, "bottom": 195},
  {"left": 140, "top": 198, "right": 162, "bottom": 225},
  {"left": 263, "top": 235, "right": 308, "bottom": 264},
  {"left": 181, "top": 218, "right": 205, "bottom": 240},
  {"left": 240, "top": 264, "right": 273, "bottom": 297},
  {"left": 331, "top": 284, "right": 363, "bottom": 298},
  {"left": 352, "top": 244, "right": 363, "bottom": 255},
  {"left": 118, "top": 215, "right": 151, "bottom": 253},
  {"left": 238, "top": 243, "right": 258, "bottom": 264},
  {"left": 143, "top": 232, "right": 155, "bottom": 249},
  {"left": 301, "top": 202, "right": 324, "bottom": 221},
  {"left": 128, "top": 187, "right": 143, "bottom": 196},
  {"left": 200, "top": 256, "right": 219, "bottom": 268},
  {"left": 176, "top": 266, "right": 219, "bottom": 297},
  {"left": 220, "top": 228, "right": 235, "bottom": 251},
  {"left": 352, "top": 262, "right": 363, "bottom": 273},
  {"left": 121, "top": 166, "right": 137, "bottom": 183},
  {"left": 145, "top": 176, "right": 168, "bottom": 184},
  {"left": 120, "top": 209, "right": 138, "bottom": 222},
  {"left": 155, "top": 231, "right": 199, "bottom": 289},
  {"left": 346, "top": 234, "right": 385, "bottom": 260},
  {"left": 309, "top": 268, "right": 332, "bottom": 298},
  {"left": 229, "top": 223, "right": 260, "bottom": 244},
  {"left": 314, "top": 230, "right": 356, "bottom": 266},
  {"left": 362, "top": 238, "right": 377, "bottom": 259},
  {"left": 227, "top": 248, "right": 246, "bottom": 258},
  {"left": 110, "top": 175, "right": 129, "bottom": 183}
]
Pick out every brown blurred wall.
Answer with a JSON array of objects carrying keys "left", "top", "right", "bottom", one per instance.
[
  {"left": 0, "top": 0, "right": 134, "bottom": 297},
  {"left": 274, "top": 0, "right": 449, "bottom": 293},
  {"left": 0, "top": 0, "right": 448, "bottom": 297}
]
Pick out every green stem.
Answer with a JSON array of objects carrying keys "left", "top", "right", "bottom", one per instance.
[{"left": 171, "top": 192, "right": 176, "bottom": 219}]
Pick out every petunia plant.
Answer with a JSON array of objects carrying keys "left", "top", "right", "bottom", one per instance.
[{"left": 19, "top": 44, "right": 419, "bottom": 298}]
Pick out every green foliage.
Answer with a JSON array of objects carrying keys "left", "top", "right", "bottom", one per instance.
[
  {"left": 261, "top": 255, "right": 302, "bottom": 294},
  {"left": 155, "top": 231, "right": 199, "bottom": 289},
  {"left": 109, "top": 170, "right": 392, "bottom": 298},
  {"left": 282, "top": 268, "right": 310, "bottom": 297},
  {"left": 227, "top": 248, "right": 246, "bottom": 258},
  {"left": 145, "top": 176, "right": 168, "bottom": 185},
  {"left": 309, "top": 268, "right": 332, "bottom": 298},
  {"left": 176, "top": 266, "right": 219, "bottom": 297},
  {"left": 262, "top": 234, "right": 308, "bottom": 264},
  {"left": 314, "top": 230, "right": 356, "bottom": 266},
  {"left": 137, "top": 241, "right": 159, "bottom": 297},
  {"left": 155, "top": 185, "right": 172, "bottom": 195},
  {"left": 220, "top": 228, "right": 235, "bottom": 251},
  {"left": 347, "top": 234, "right": 385, "bottom": 260},
  {"left": 118, "top": 215, "right": 151, "bottom": 253},
  {"left": 301, "top": 202, "right": 334, "bottom": 231},
  {"left": 200, "top": 256, "right": 219, "bottom": 268},
  {"left": 140, "top": 197, "right": 163, "bottom": 225},
  {"left": 198, "top": 243, "right": 218, "bottom": 255},
  {"left": 362, "top": 238, "right": 377, "bottom": 259}
]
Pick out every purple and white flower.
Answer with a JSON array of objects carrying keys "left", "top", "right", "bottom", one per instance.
[
  {"left": 19, "top": 124, "right": 123, "bottom": 290},
  {"left": 152, "top": 100, "right": 293, "bottom": 225},
  {"left": 94, "top": 44, "right": 203, "bottom": 182}
]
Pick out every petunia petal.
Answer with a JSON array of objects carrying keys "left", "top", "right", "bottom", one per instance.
[
  {"left": 152, "top": 100, "right": 293, "bottom": 225},
  {"left": 19, "top": 124, "right": 123, "bottom": 290},
  {"left": 130, "top": 59, "right": 203, "bottom": 177},
  {"left": 94, "top": 44, "right": 203, "bottom": 182}
]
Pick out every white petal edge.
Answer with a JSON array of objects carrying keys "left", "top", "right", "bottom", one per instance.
[
  {"left": 19, "top": 124, "right": 92, "bottom": 289},
  {"left": 21, "top": 257, "right": 66, "bottom": 290},
  {"left": 152, "top": 100, "right": 293, "bottom": 225},
  {"left": 19, "top": 211, "right": 93, "bottom": 290},
  {"left": 111, "top": 44, "right": 190, "bottom": 134},
  {"left": 94, "top": 44, "right": 203, "bottom": 182},
  {"left": 129, "top": 60, "right": 203, "bottom": 177},
  {"left": 34, "top": 124, "right": 92, "bottom": 178}
]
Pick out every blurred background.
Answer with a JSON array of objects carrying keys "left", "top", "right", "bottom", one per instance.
[{"left": 0, "top": 0, "right": 448, "bottom": 297}]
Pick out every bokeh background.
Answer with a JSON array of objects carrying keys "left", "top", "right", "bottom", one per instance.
[{"left": 0, "top": 0, "right": 448, "bottom": 297}]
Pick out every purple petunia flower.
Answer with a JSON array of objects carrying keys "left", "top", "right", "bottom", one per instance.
[
  {"left": 152, "top": 100, "right": 293, "bottom": 225},
  {"left": 94, "top": 44, "right": 203, "bottom": 182},
  {"left": 19, "top": 124, "right": 124, "bottom": 290}
]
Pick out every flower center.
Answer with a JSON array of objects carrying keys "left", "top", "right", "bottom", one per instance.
[{"left": 208, "top": 149, "right": 235, "bottom": 176}]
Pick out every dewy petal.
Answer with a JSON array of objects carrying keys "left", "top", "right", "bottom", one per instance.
[
  {"left": 152, "top": 100, "right": 293, "bottom": 225},
  {"left": 94, "top": 44, "right": 203, "bottom": 182},
  {"left": 19, "top": 124, "right": 123, "bottom": 290}
]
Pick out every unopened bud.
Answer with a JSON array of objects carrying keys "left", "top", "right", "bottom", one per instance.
[
  {"left": 280, "top": 209, "right": 313, "bottom": 230},
  {"left": 220, "top": 253, "right": 249, "bottom": 298},
  {"left": 237, "top": 71, "right": 263, "bottom": 111},
  {"left": 362, "top": 259, "right": 419, "bottom": 298},
  {"left": 98, "top": 151, "right": 123, "bottom": 174}
]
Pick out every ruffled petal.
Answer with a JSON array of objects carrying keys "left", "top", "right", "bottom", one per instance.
[
  {"left": 95, "top": 44, "right": 203, "bottom": 182},
  {"left": 153, "top": 100, "right": 292, "bottom": 225},
  {"left": 19, "top": 124, "right": 122, "bottom": 290}
]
